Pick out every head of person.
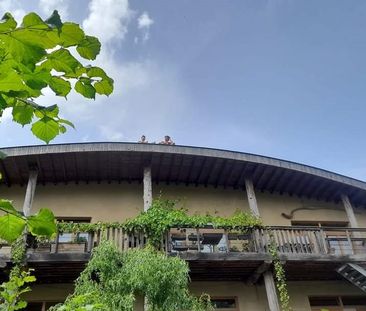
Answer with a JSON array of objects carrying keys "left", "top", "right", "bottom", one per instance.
[
  {"left": 165, "top": 135, "right": 170, "bottom": 141},
  {"left": 141, "top": 135, "right": 146, "bottom": 141}
]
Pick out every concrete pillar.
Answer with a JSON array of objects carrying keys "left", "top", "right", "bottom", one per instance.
[
  {"left": 264, "top": 271, "right": 281, "bottom": 311},
  {"left": 245, "top": 178, "right": 260, "bottom": 217},
  {"left": 341, "top": 194, "right": 359, "bottom": 228},
  {"left": 143, "top": 166, "right": 152, "bottom": 211},
  {"left": 23, "top": 170, "right": 38, "bottom": 217}
]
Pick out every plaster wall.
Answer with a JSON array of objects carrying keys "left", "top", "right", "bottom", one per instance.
[
  {"left": 24, "top": 280, "right": 365, "bottom": 311},
  {"left": 2, "top": 182, "right": 366, "bottom": 227}
]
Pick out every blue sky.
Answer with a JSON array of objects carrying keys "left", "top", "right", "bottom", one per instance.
[{"left": 1, "top": 0, "right": 366, "bottom": 180}]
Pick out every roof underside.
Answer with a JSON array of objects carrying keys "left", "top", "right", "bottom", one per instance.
[{"left": 1, "top": 143, "right": 366, "bottom": 206}]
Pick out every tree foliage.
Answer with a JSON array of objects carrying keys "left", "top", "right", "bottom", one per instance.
[
  {"left": 0, "top": 11, "right": 114, "bottom": 143},
  {"left": 50, "top": 242, "right": 213, "bottom": 311},
  {"left": 0, "top": 269, "right": 35, "bottom": 311}
]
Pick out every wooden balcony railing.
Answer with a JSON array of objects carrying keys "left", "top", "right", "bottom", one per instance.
[{"left": 2, "top": 225, "right": 366, "bottom": 258}]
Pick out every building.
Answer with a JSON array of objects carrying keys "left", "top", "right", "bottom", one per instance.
[{"left": 1, "top": 142, "right": 366, "bottom": 311}]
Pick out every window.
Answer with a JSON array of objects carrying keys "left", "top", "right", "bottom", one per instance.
[
  {"left": 309, "top": 296, "right": 366, "bottom": 311},
  {"left": 211, "top": 297, "right": 238, "bottom": 310},
  {"left": 57, "top": 217, "right": 91, "bottom": 243}
]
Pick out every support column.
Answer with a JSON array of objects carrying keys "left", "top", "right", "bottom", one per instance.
[
  {"left": 245, "top": 178, "right": 260, "bottom": 217},
  {"left": 245, "top": 178, "right": 281, "bottom": 311},
  {"left": 143, "top": 166, "right": 152, "bottom": 211},
  {"left": 341, "top": 194, "right": 359, "bottom": 228},
  {"left": 23, "top": 170, "right": 38, "bottom": 217},
  {"left": 264, "top": 271, "right": 281, "bottom": 311}
]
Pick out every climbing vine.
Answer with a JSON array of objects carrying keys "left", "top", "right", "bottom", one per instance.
[
  {"left": 268, "top": 232, "right": 291, "bottom": 311},
  {"left": 58, "top": 199, "right": 262, "bottom": 248},
  {"left": 0, "top": 238, "right": 35, "bottom": 310}
]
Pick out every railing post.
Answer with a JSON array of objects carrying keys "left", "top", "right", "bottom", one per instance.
[
  {"left": 87, "top": 232, "right": 94, "bottom": 253},
  {"left": 53, "top": 233, "right": 59, "bottom": 254},
  {"left": 319, "top": 228, "right": 328, "bottom": 254},
  {"left": 196, "top": 228, "right": 201, "bottom": 253},
  {"left": 345, "top": 230, "right": 354, "bottom": 255},
  {"left": 223, "top": 229, "right": 229, "bottom": 253}
]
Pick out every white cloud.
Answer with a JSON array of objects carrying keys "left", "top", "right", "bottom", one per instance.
[
  {"left": 0, "top": 0, "right": 25, "bottom": 23},
  {"left": 136, "top": 11, "right": 154, "bottom": 43},
  {"left": 138, "top": 12, "right": 154, "bottom": 29},
  {"left": 0, "top": 0, "right": 186, "bottom": 147},
  {"left": 82, "top": 0, "right": 131, "bottom": 44},
  {"left": 38, "top": 0, "right": 69, "bottom": 19}
]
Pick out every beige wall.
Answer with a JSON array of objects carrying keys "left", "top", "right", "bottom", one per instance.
[
  {"left": 2, "top": 182, "right": 366, "bottom": 227},
  {"left": 31, "top": 183, "right": 143, "bottom": 222},
  {"left": 190, "top": 280, "right": 365, "bottom": 311},
  {"left": 0, "top": 185, "right": 25, "bottom": 211},
  {"left": 25, "top": 280, "right": 365, "bottom": 310},
  {"left": 154, "top": 184, "right": 251, "bottom": 217}
]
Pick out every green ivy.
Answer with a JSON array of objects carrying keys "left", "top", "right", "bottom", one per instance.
[
  {"left": 58, "top": 199, "right": 262, "bottom": 248},
  {"left": 268, "top": 232, "right": 292, "bottom": 311}
]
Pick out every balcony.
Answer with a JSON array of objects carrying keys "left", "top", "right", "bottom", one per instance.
[{"left": 1, "top": 225, "right": 366, "bottom": 283}]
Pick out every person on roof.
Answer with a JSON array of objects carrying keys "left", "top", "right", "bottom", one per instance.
[
  {"left": 159, "top": 135, "right": 175, "bottom": 145},
  {"left": 138, "top": 135, "right": 148, "bottom": 143}
]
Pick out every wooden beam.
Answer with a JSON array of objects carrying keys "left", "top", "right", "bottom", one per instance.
[
  {"left": 245, "top": 178, "right": 260, "bottom": 217},
  {"left": 23, "top": 170, "right": 38, "bottom": 217},
  {"left": 246, "top": 260, "right": 271, "bottom": 285},
  {"left": 143, "top": 166, "right": 152, "bottom": 211},
  {"left": 263, "top": 270, "right": 280, "bottom": 311},
  {"left": 341, "top": 194, "right": 359, "bottom": 228}
]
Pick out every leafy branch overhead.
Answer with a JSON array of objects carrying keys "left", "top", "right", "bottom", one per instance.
[
  {"left": 0, "top": 11, "right": 114, "bottom": 143},
  {"left": 0, "top": 199, "right": 56, "bottom": 243}
]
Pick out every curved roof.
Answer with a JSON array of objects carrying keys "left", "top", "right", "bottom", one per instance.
[{"left": 1, "top": 142, "right": 365, "bottom": 206}]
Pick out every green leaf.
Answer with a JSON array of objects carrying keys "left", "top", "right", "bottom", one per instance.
[
  {"left": 0, "top": 214, "right": 26, "bottom": 243},
  {"left": 49, "top": 76, "right": 71, "bottom": 97},
  {"left": 0, "top": 94, "right": 7, "bottom": 110},
  {"left": 87, "top": 66, "right": 108, "bottom": 79},
  {"left": 21, "top": 12, "right": 48, "bottom": 29},
  {"left": 60, "top": 22, "right": 85, "bottom": 47},
  {"left": 34, "top": 104, "right": 59, "bottom": 118},
  {"left": 0, "top": 70, "right": 30, "bottom": 93},
  {"left": 31, "top": 116, "right": 59, "bottom": 143},
  {"left": 94, "top": 78, "right": 114, "bottom": 96},
  {"left": 0, "top": 199, "right": 18, "bottom": 214},
  {"left": 58, "top": 118, "right": 75, "bottom": 128},
  {"left": 12, "top": 103, "right": 34, "bottom": 126},
  {"left": 75, "top": 79, "right": 96, "bottom": 99},
  {"left": 0, "top": 13, "right": 17, "bottom": 32},
  {"left": 48, "top": 48, "right": 82, "bottom": 74},
  {"left": 76, "top": 36, "right": 101, "bottom": 60},
  {"left": 28, "top": 208, "right": 56, "bottom": 237},
  {"left": 0, "top": 33, "right": 46, "bottom": 65},
  {"left": 45, "top": 10, "right": 63, "bottom": 30},
  {"left": 23, "top": 70, "right": 51, "bottom": 91}
]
